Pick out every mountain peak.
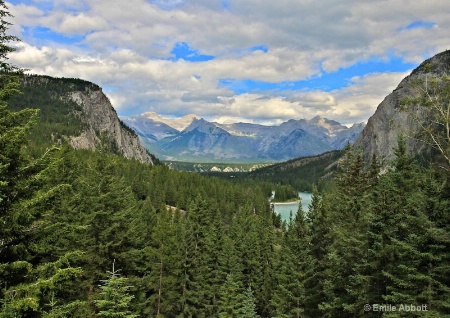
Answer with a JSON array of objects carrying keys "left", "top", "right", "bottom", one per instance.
[
  {"left": 182, "top": 117, "right": 209, "bottom": 133},
  {"left": 140, "top": 112, "right": 201, "bottom": 131}
]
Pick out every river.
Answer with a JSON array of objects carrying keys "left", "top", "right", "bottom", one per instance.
[{"left": 272, "top": 192, "right": 312, "bottom": 222}]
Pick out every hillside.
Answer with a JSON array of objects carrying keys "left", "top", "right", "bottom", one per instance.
[
  {"left": 208, "top": 150, "right": 342, "bottom": 191},
  {"left": 7, "top": 75, "right": 156, "bottom": 164}
]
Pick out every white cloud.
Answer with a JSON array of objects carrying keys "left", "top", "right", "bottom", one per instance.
[
  {"left": 331, "top": 72, "right": 411, "bottom": 124},
  {"left": 5, "top": 0, "right": 450, "bottom": 125},
  {"left": 58, "top": 13, "right": 108, "bottom": 35}
]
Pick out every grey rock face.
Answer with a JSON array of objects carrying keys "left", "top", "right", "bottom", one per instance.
[
  {"left": 65, "top": 84, "right": 154, "bottom": 164},
  {"left": 354, "top": 50, "right": 450, "bottom": 163}
]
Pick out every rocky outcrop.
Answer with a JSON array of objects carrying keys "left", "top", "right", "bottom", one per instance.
[
  {"left": 354, "top": 50, "right": 450, "bottom": 163},
  {"left": 66, "top": 86, "right": 154, "bottom": 164},
  {"left": 21, "top": 75, "right": 155, "bottom": 165}
]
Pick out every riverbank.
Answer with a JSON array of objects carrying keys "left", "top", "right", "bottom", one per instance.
[
  {"left": 270, "top": 200, "right": 301, "bottom": 205},
  {"left": 272, "top": 192, "right": 312, "bottom": 222}
]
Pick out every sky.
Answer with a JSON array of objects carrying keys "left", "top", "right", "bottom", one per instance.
[{"left": 5, "top": 0, "right": 450, "bottom": 126}]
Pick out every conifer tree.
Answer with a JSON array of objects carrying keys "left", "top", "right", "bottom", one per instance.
[
  {"left": 303, "top": 188, "right": 333, "bottom": 317},
  {"left": 239, "top": 286, "right": 260, "bottom": 318},
  {"left": 365, "top": 136, "right": 446, "bottom": 317},
  {"left": 146, "top": 206, "right": 182, "bottom": 317},
  {"left": 0, "top": 2, "right": 83, "bottom": 315},
  {"left": 178, "top": 196, "right": 212, "bottom": 317},
  {"left": 217, "top": 273, "right": 244, "bottom": 318},
  {"left": 94, "top": 261, "right": 138, "bottom": 318},
  {"left": 201, "top": 208, "right": 228, "bottom": 316},
  {"left": 271, "top": 208, "right": 308, "bottom": 317},
  {"left": 323, "top": 147, "right": 373, "bottom": 316}
]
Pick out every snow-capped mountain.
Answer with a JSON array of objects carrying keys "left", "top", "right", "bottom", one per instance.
[{"left": 120, "top": 113, "right": 365, "bottom": 162}]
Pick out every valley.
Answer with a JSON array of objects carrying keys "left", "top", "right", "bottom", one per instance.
[
  {"left": 164, "top": 160, "right": 272, "bottom": 172},
  {"left": 1, "top": 2, "right": 450, "bottom": 315},
  {"left": 3, "top": 50, "right": 450, "bottom": 317}
]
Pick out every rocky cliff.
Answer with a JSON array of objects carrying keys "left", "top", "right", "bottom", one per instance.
[
  {"left": 354, "top": 50, "right": 450, "bottom": 163},
  {"left": 20, "top": 75, "right": 155, "bottom": 164}
]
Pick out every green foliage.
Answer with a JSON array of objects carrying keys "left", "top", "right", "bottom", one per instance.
[
  {"left": 271, "top": 208, "right": 309, "bottom": 317},
  {"left": 246, "top": 150, "right": 342, "bottom": 191},
  {"left": 217, "top": 274, "right": 259, "bottom": 318},
  {"left": 2, "top": 91, "right": 450, "bottom": 317},
  {"left": 240, "top": 286, "right": 260, "bottom": 318},
  {"left": 94, "top": 261, "right": 138, "bottom": 318},
  {"left": 272, "top": 184, "right": 298, "bottom": 202},
  {"left": 1, "top": 252, "right": 84, "bottom": 317},
  {"left": 401, "top": 74, "right": 450, "bottom": 168},
  {"left": 6, "top": 75, "right": 90, "bottom": 155}
]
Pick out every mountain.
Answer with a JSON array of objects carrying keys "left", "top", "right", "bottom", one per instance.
[
  {"left": 354, "top": 50, "right": 450, "bottom": 163},
  {"left": 8, "top": 75, "right": 155, "bottom": 164},
  {"left": 142, "top": 112, "right": 201, "bottom": 131},
  {"left": 158, "top": 118, "right": 253, "bottom": 161},
  {"left": 121, "top": 113, "right": 364, "bottom": 162}
]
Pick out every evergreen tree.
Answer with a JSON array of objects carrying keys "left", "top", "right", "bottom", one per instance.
[
  {"left": 94, "top": 261, "right": 138, "bottom": 318},
  {"left": 200, "top": 208, "right": 228, "bottom": 316},
  {"left": 365, "top": 136, "right": 447, "bottom": 317},
  {"left": 178, "top": 196, "right": 212, "bottom": 317},
  {"left": 146, "top": 206, "right": 182, "bottom": 317},
  {"left": 1, "top": 252, "right": 84, "bottom": 317},
  {"left": 303, "top": 187, "right": 334, "bottom": 317},
  {"left": 217, "top": 273, "right": 244, "bottom": 318},
  {"left": 322, "top": 147, "right": 373, "bottom": 316},
  {"left": 0, "top": 2, "right": 83, "bottom": 315},
  {"left": 239, "top": 286, "right": 260, "bottom": 318},
  {"left": 271, "top": 209, "right": 308, "bottom": 318}
]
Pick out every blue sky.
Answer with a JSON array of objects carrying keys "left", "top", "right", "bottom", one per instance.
[{"left": 6, "top": 0, "right": 449, "bottom": 125}]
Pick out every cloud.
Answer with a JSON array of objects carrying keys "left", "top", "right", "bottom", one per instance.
[
  {"left": 6, "top": 0, "right": 449, "bottom": 125},
  {"left": 331, "top": 72, "right": 411, "bottom": 124},
  {"left": 58, "top": 13, "right": 108, "bottom": 35}
]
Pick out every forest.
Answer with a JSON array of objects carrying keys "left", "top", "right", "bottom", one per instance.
[{"left": 1, "top": 2, "right": 450, "bottom": 317}]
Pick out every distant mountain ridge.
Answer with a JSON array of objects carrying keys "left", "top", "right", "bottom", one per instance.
[{"left": 121, "top": 112, "right": 364, "bottom": 162}]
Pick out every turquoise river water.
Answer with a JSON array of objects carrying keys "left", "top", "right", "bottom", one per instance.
[{"left": 272, "top": 192, "right": 312, "bottom": 222}]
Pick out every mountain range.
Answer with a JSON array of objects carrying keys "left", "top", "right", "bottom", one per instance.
[
  {"left": 121, "top": 112, "right": 365, "bottom": 162},
  {"left": 12, "top": 50, "right": 449, "bottom": 168}
]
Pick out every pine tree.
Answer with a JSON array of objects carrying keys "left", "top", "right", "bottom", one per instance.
[
  {"left": 239, "top": 286, "right": 260, "bottom": 318},
  {"left": 200, "top": 208, "right": 228, "bottom": 316},
  {"left": 1, "top": 252, "right": 84, "bottom": 317},
  {"left": 303, "top": 187, "right": 334, "bottom": 317},
  {"left": 271, "top": 209, "right": 307, "bottom": 318},
  {"left": 365, "top": 136, "right": 447, "bottom": 317},
  {"left": 0, "top": 2, "right": 83, "bottom": 315},
  {"left": 69, "top": 153, "right": 138, "bottom": 284},
  {"left": 146, "top": 206, "right": 182, "bottom": 317},
  {"left": 94, "top": 261, "right": 138, "bottom": 318},
  {"left": 178, "top": 196, "right": 212, "bottom": 317},
  {"left": 323, "top": 147, "right": 373, "bottom": 316},
  {"left": 217, "top": 273, "right": 244, "bottom": 318}
]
